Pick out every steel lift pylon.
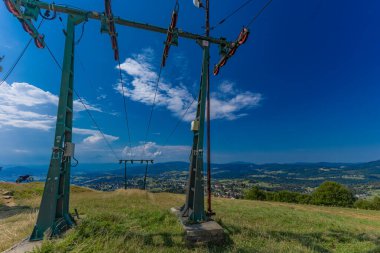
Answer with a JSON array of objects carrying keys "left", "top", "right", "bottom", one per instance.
[
  {"left": 3, "top": 0, "right": 246, "bottom": 240},
  {"left": 180, "top": 40, "right": 210, "bottom": 222},
  {"left": 30, "top": 14, "right": 86, "bottom": 241}
]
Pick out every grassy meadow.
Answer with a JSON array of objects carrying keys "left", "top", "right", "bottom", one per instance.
[{"left": 1, "top": 182, "right": 380, "bottom": 252}]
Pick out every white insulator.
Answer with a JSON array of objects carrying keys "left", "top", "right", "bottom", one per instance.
[{"left": 193, "top": 0, "right": 203, "bottom": 8}]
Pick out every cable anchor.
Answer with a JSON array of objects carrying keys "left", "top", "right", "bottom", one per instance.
[
  {"left": 161, "top": 0, "right": 179, "bottom": 67},
  {"left": 101, "top": 0, "right": 119, "bottom": 61},
  {"left": 213, "top": 27, "right": 249, "bottom": 75},
  {"left": 4, "top": 0, "right": 45, "bottom": 48}
]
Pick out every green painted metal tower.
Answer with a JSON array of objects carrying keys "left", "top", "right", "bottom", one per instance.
[
  {"left": 30, "top": 15, "right": 84, "bottom": 241},
  {"left": 180, "top": 0, "right": 211, "bottom": 223},
  {"left": 3, "top": 0, "right": 234, "bottom": 240},
  {"left": 180, "top": 41, "right": 210, "bottom": 223}
]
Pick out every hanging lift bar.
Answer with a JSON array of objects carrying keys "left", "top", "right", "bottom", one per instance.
[
  {"left": 4, "top": 0, "right": 45, "bottom": 48},
  {"left": 213, "top": 27, "right": 249, "bottom": 75},
  {"left": 161, "top": 1, "right": 179, "bottom": 67},
  {"left": 102, "top": 0, "right": 119, "bottom": 61}
]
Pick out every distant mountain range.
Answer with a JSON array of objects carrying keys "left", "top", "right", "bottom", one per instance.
[{"left": 2, "top": 160, "right": 380, "bottom": 186}]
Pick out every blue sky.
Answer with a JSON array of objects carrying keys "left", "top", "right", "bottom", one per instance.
[{"left": 1, "top": 0, "right": 380, "bottom": 165}]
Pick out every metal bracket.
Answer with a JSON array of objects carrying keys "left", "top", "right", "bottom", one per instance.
[
  {"left": 171, "top": 28, "right": 179, "bottom": 46},
  {"left": 23, "top": 2, "right": 39, "bottom": 20},
  {"left": 213, "top": 28, "right": 249, "bottom": 76},
  {"left": 4, "top": 0, "right": 45, "bottom": 48},
  {"left": 100, "top": 14, "right": 110, "bottom": 34},
  {"left": 218, "top": 42, "right": 229, "bottom": 57}
]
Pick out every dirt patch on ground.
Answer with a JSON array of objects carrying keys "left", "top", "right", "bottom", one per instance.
[
  {"left": 3, "top": 237, "right": 42, "bottom": 253},
  {"left": 1, "top": 190, "right": 16, "bottom": 207},
  {"left": 0, "top": 190, "right": 32, "bottom": 220}
]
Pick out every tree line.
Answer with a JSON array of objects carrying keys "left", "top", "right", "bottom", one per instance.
[{"left": 244, "top": 181, "right": 380, "bottom": 210}]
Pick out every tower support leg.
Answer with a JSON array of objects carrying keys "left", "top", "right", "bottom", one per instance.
[
  {"left": 181, "top": 41, "right": 210, "bottom": 223},
  {"left": 30, "top": 15, "right": 84, "bottom": 241}
]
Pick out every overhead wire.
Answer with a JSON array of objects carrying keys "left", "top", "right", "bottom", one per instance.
[
  {"left": 163, "top": 96, "right": 196, "bottom": 146},
  {"left": 141, "top": 66, "right": 163, "bottom": 158},
  {"left": 0, "top": 19, "right": 45, "bottom": 86},
  {"left": 139, "top": 0, "right": 179, "bottom": 158},
  {"left": 246, "top": 0, "right": 273, "bottom": 27},
  {"left": 75, "top": 18, "right": 87, "bottom": 45},
  {"left": 0, "top": 11, "right": 119, "bottom": 160},
  {"left": 55, "top": 10, "right": 131, "bottom": 161},
  {"left": 210, "top": 0, "right": 256, "bottom": 30},
  {"left": 54, "top": 13, "right": 120, "bottom": 160},
  {"left": 45, "top": 41, "right": 120, "bottom": 161},
  {"left": 114, "top": 0, "right": 271, "bottom": 158},
  {"left": 206, "top": 0, "right": 273, "bottom": 35},
  {"left": 117, "top": 59, "right": 133, "bottom": 158},
  {"left": 28, "top": 0, "right": 271, "bottom": 163},
  {"left": 139, "top": 0, "right": 182, "bottom": 159},
  {"left": 59, "top": 2, "right": 133, "bottom": 159}
]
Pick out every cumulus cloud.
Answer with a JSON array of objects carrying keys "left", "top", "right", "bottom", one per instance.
[
  {"left": 74, "top": 127, "right": 119, "bottom": 145},
  {"left": 0, "top": 82, "right": 101, "bottom": 131},
  {"left": 211, "top": 85, "right": 262, "bottom": 120},
  {"left": 218, "top": 80, "right": 235, "bottom": 94},
  {"left": 69, "top": 128, "right": 119, "bottom": 164},
  {"left": 121, "top": 142, "right": 190, "bottom": 162},
  {"left": 115, "top": 50, "right": 262, "bottom": 121}
]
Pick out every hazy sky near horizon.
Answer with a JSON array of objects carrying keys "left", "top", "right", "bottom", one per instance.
[{"left": 1, "top": 0, "right": 380, "bottom": 165}]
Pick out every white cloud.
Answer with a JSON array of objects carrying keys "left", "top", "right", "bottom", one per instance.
[
  {"left": 73, "top": 99, "right": 102, "bottom": 113},
  {"left": 96, "top": 94, "right": 107, "bottom": 100},
  {"left": 74, "top": 127, "right": 119, "bottom": 145},
  {"left": 211, "top": 88, "right": 262, "bottom": 120},
  {"left": 115, "top": 50, "right": 262, "bottom": 121},
  {"left": 0, "top": 82, "right": 57, "bottom": 106},
  {"left": 12, "top": 149, "right": 31, "bottom": 154},
  {"left": 0, "top": 82, "right": 102, "bottom": 131},
  {"left": 122, "top": 142, "right": 190, "bottom": 162},
  {"left": 218, "top": 80, "right": 235, "bottom": 94}
]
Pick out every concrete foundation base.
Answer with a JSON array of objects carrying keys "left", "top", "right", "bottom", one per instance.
[
  {"left": 3, "top": 238, "right": 42, "bottom": 253},
  {"left": 170, "top": 207, "right": 224, "bottom": 244}
]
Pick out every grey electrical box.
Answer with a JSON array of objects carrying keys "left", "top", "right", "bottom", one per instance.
[
  {"left": 191, "top": 120, "right": 200, "bottom": 131},
  {"left": 64, "top": 142, "right": 75, "bottom": 157}
]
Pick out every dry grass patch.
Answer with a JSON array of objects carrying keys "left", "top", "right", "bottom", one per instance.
[{"left": 0, "top": 209, "right": 37, "bottom": 252}]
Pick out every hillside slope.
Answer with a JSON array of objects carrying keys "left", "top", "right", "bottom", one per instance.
[{"left": 1, "top": 183, "right": 380, "bottom": 253}]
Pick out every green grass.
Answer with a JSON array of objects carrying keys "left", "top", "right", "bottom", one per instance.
[{"left": 2, "top": 183, "right": 380, "bottom": 252}]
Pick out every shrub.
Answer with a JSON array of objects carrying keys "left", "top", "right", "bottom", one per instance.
[
  {"left": 244, "top": 187, "right": 308, "bottom": 204},
  {"left": 354, "top": 197, "right": 380, "bottom": 210},
  {"left": 244, "top": 182, "right": 356, "bottom": 208},
  {"left": 311, "top": 181, "right": 355, "bottom": 207},
  {"left": 296, "top": 194, "right": 312, "bottom": 204},
  {"left": 354, "top": 199, "right": 373, "bottom": 210},
  {"left": 265, "top": 191, "right": 278, "bottom": 201},
  {"left": 244, "top": 186, "right": 266, "bottom": 200},
  {"left": 277, "top": 190, "right": 300, "bottom": 203}
]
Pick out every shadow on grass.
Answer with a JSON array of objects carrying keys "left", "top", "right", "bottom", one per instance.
[
  {"left": 214, "top": 219, "right": 380, "bottom": 253},
  {"left": 124, "top": 231, "right": 182, "bottom": 247},
  {"left": 201, "top": 218, "right": 235, "bottom": 252},
  {"left": 120, "top": 217, "right": 236, "bottom": 253},
  {"left": 124, "top": 230, "right": 232, "bottom": 250},
  {"left": 268, "top": 229, "right": 380, "bottom": 253},
  {"left": 0, "top": 204, "right": 32, "bottom": 219}
]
